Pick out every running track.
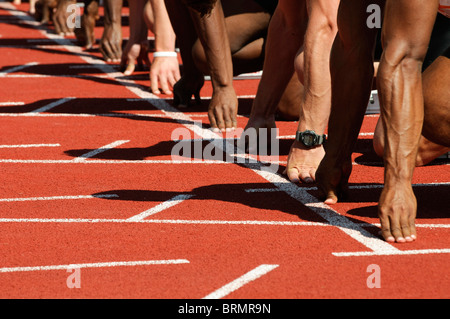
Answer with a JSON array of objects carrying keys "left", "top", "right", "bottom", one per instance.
[{"left": 0, "top": 1, "right": 449, "bottom": 299}]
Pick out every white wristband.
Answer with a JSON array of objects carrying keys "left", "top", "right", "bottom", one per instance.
[{"left": 153, "top": 51, "right": 178, "bottom": 58}]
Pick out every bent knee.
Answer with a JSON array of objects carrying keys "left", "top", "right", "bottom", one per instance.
[
  {"left": 307, "top": 3, "right": 339, "bottom": 37},
  {"left": 276, "top": 0, "right": 307, "bottom": 29},
  {"left": 381, "top": 40, "right": 429, "bottom": 73}
]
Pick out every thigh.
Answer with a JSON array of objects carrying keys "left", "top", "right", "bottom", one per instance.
[
  {"left": 422, "top": 53, "right": 450, "bottom": 146},
  {"left": 423, "top": 12, "right": 450, "bottom": 69},
  {"left": 222, "top": 0, "right": 273, "bottom": 53},
  {"left": 336, "top": 0, "right": 382, "bottom": 48},
  {"left": 276, "top": 0, "right": 307, "bottom": 26}
]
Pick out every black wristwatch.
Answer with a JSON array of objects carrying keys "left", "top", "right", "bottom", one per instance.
[{"left": 295, "top": 130, "right": 326, "bottom": 147}]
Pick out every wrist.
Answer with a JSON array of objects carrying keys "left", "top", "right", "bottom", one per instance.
[{"left": 297, "top": 119, "right": 326, "bottom": 135}]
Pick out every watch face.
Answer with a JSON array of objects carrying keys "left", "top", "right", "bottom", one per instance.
[{"left": 302, "top": 132, "right": 316, "bottom": 146}]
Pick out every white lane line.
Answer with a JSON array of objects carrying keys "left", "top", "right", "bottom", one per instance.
[
  {"left": 0, "top": 112, "right": 180, "bottom": 118},
  {"left": 0, "top": 218, "right": 330, "bottom": 226},
  {"left": 0, "top": 102, "right": 25, "bottom": 106},
  {"left": 0, "top": 218, "right": 448, "bottom": 229},
  {"left": 333, "top": 248, "right": 450, "bottom": 257},
  {"left": 29, "top": 97, "right": 75, "bottom": 113},
  {"left": 245, "top": 188, "right": 281, "bottom": 193},
  {"left": 0, "top": 194, "right": 118, "bottom": 202},
  {"left": 72, "top": 140, "right": 130, "bottom": 162},
  {"left": 0, "top": 143, "right": 60, "bottom": 148},
  {"left": 203, "top": 264, "right": 279, "bottom": 299},
  {"left": 0, "top": 62, "right": 38, "bottom": 77},
  {"left": 0, "top": 259, "right": 190, "bottom": 273},
  {"left": 126, "top": 194, "right": 194, "bottom": 221},
  {"left": 245, "top": 182, "right": 450, "bottom": 193},
  {"left": 0, "top": 159, "right": 231, "bottom": 164},
  {"left": 2, "top": 74, "right": 109, "bottom": 79}
]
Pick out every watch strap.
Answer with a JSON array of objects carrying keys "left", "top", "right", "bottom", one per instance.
[{"left": 295, "top": 130, "right": 326, "bottom": 146}]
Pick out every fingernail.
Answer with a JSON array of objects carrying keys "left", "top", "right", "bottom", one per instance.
[
  {"left": 304, "top": 177, "right": 313, "bottom": 183},
  {"left": 212, "top": 128, "right": 220, "bottom": 133}
]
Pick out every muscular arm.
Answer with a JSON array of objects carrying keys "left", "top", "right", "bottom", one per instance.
[
  {"left": 284, "top": 0, "right": 339, "bottom": 183},
  {"left": 148, "top": 0, "right": 180, "bottom": 94},
  {"left": 188, "top": 0, "right": 237, "bottom": 131},
  {"left": 100, "top": 0, "right": 123, "bottom": 62},
  {"left": 120, "top": 0, "right": 151, "bottom": 75},
  {"left": 165, "top": 0, "right": 205, "bottom": 106},
  {"left": 376, "top": 0, "right": 438, "bottom": 242}
]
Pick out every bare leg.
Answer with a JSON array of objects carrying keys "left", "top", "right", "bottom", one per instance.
[
  {"left": 191, "top": 0, "right": 271, "bottom": 76},
  {"left": 165, "top": 0, "right": 204, "bottom": 106},
  {"left": 316, "top": 0, "right": 380, "bottom": 204},
  {"left": 421, "top": 55, "right": 450, "bottom": 147}
]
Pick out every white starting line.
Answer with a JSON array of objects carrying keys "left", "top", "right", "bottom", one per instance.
[
  {"left": 0, "top": 259, "right": 190, "bottom": 273},
  {"left": 0, "top": 194, "right": 118, "bottom": 202},
  {"left": 29, "top": 97, "right": 75, "bottom": 113},
  {"left": 0, "top": 143, "right": 60, "bottom": 148},
  {"left": 72, "top": 140, "right": 130, "bottom": 162},
  {"left": 0, "top": 61, "right": 38, "bottom": 77},
  {"left": 245, "top": 182, "right": 450, "bottom": 193},
  {"left": 203, "top": 264, "right": 279, "bottom": 299},
  {"left": 126, "top": 194, "right": 194, "bottom": 222}
]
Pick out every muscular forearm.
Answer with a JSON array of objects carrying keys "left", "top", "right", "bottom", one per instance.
[
  {"left": 297, "top": 3, "right": 338, "bottom": 133},
  {"left": 128, "top": 0, "right": 149, "bottom": 43},
  {"left": 188, "top": 1, "right": 233, "bottom": 89},
  {"left": 377, "top": 0, "right": 437, "bottom": 185},
  {"left": 150, "top": 0, "right": 176, "bottom": 52},
  {"left": 378, "top": 63, "right": 424, "bottom": 183},
  {"left": 103, "top": 0, "right": 123, "bottom": 26}
]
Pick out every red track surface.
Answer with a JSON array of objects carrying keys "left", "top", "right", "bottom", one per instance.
[{"left": 0, "top": 1, "right": 449, "bottom": 300}]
